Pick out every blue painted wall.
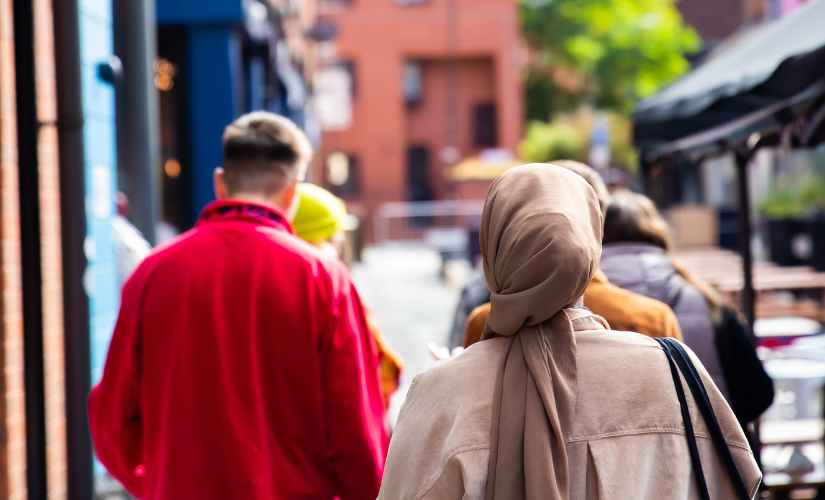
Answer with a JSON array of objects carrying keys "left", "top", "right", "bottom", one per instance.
[
  {"left": 156, "top": 0, "right": 242, "bottom": 25},
  {"left": 187, "top": 27, "right": 242, "bottom": 218},
  {"left": 79, "top": 0, "right": 120, "bottom": 480},
  {"left": 79, "top": 0, "right": 119, "bottom": 413},
  {"left": 157, "top": 0, "right": 244, "bottom": 221}
]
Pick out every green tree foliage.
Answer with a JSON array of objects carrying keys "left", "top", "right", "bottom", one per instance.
[
  {"left": 523, "top": 0, "right": 701, "bottom": 120},
  {"left": 520, "top": 108, "right": 638, "bottom": 170},
  {"left": 758, "top": 175, "right": 825, "bottom": 219}
]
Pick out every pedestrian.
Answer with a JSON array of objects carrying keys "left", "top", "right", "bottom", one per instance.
[
  {"left": 459, "top": 160, "right": 683, "bottom": 349},
  {"left": 292, "top": 181, "right": 404, "bottom": 411},
  {"left": 378, "top": 164, "right": 760, "bottom": 500},
  {"left": 112, "top": 191, "right": 152, "bottom": 284},
  {"left": 600, "top": 188, "right": 730, "bottom": 398},
  {"left": 88, "top": 111, "right": 388, "bottom": 500},
  {"left": 448, "top": 264, "right": 492, "bottom": 348}
]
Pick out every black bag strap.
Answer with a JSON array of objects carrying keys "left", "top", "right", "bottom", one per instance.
[
  {"left": 667, "top": 340, "right": 751, "bottom": 499},
  {"left": 655, "top": 338, "right": 711, "bottom": 500},
  {"left": 655, "top": 338, "right": 751, "bottom": 500}
]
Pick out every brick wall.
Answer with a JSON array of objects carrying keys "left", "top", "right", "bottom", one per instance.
[
  {"left": 0, "top": 0, "right": 27, "bottom": 496},
  {"left": 677, "top": 0, "right": 744, "bottom": 44},
  {"left": 0, "top": 0, "right": 68, "bottom": 496},
  {"left": 320, "top": 0, "right": 522, "bottom": 242},
  {"left": 34, "top": 0, "right": 68, "bottom": 495},
  {"left": 405, "top": 58, "right": 497, "bottom": 201}
]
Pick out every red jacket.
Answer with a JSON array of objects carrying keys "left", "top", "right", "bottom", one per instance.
[{"left": 88, "top": 201, "right": 388, "bottom": 500}]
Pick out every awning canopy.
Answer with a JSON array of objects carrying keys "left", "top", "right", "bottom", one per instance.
[
  {"left": 445, "top": 149, "right": 523, "bottom": 182},
  {"left": 633, "top": 0, "right": 825, "bottom": 159},
  {"left": 445, "top": 157, "right": 524, "bottom": 182}
]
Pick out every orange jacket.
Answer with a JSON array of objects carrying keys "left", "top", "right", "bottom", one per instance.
[
  {"left": 365, "top": 310, "right": 404, "bottom": 410},
  {"left": 464, "top": 270, "right": 682, "bottom": 347}
]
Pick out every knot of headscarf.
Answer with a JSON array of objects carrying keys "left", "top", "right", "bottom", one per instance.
[{"left": 480, "top": 164, "right": 602, "bottom": 500}]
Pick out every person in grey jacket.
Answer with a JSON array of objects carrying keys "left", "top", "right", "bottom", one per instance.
[{"left": 599, "top": 189, "right": 729, "bottom": 399}]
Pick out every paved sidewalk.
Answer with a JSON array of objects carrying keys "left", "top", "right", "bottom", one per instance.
[{"left": 351, "top": 244, "right": 465, "bottom": 427}]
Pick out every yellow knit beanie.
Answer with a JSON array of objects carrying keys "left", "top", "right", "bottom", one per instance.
[{"left": 292, "top": 183, "right": 347, "bottom": 243}]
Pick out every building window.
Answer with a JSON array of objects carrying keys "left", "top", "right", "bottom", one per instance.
[
  {"left": 327, "top": 152, "right": 360, "bottom": 197},
  {"left": 314, "top": 65, "right": 353, "bottom": 131},
  {"left": 339, "top": 60, "right": 356, "bottom": 100},
  {"left": 473, "top": 103, "right": 497, "bottom": 148},
  {"left": 407, "top": 146, "right": 432, "bottom": 201},
  {"left": 403, "top": 60, "right": 423, "bottom": 105}
]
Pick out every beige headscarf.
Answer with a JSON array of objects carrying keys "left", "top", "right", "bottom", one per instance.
[{"left": 480, "top": 164, "right": 602, "bottom": 500}]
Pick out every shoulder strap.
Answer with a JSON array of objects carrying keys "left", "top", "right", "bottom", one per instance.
[
  {"left": 655, "top": 338, "right": 711, "bottom": 500},
  {"left": 667, "top": 339, "right": 751, "bottom": 499},
  {"left": 656, "top": 338, "right": 751, "bottom": 500}
]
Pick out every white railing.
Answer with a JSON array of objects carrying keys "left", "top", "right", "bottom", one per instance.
[{"left": 373, "top": 200, "right": 485, "bottom": 250}]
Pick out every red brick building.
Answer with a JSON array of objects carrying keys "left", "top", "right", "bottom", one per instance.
[
  {"left": 677, "top": 0, "right": 765, "bottom": 48},
  {"left": 317, "top": 0, "right": 522, "bottom": 236},
  {"left": 0, "top": 0, "right": 67, "bottom": 496}
]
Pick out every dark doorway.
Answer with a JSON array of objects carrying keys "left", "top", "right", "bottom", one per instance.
[
  {"left": 156, "top": 27, "right": 192, "bottom": 234},
  {"left": 407, "top": 146, "right": 432, "bottom": 201},
  {"left": 473, "top": 103, "right": 497, "bottom": 148}
]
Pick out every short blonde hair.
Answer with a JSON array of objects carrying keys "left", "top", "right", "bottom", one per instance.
[{"left": 222, "top": 111, "right": 312, "bottom": 195}]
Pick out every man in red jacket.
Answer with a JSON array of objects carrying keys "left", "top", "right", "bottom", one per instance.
[{"left": 88, "top": 112, "right": 388, "bottom": 500}]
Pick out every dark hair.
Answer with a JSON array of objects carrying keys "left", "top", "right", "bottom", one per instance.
[
  {"left": 222, "top": 111, "right": 312, "bottom": 195},
  {"left": 602, "top": 189, "right": 669, "bottom": 249},
  {"left": 603, "top": 189, "right": 724, "bottom": 321}
]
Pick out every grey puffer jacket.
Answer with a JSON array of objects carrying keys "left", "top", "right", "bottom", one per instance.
[{"left": 600, "top": 242, "right": 729, "bottom": 399}]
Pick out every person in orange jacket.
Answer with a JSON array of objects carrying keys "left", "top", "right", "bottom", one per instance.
[{"left": 292, "top": 182, "right": 404, "bottom": 410}]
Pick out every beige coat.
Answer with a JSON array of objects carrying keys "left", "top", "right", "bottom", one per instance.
[{"left": 378, "top": 309, "right": 762, "bottom": 500}]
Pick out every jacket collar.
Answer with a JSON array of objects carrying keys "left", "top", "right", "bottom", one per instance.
[
  {"left": 565, "top": 307, "right": 610, "bottom": 331},
  {"left": 197, "top": 200, "right": 295, "bottom": 234},
  {"left": 590, "top": 269, "right": 609, "bottom": 284}
]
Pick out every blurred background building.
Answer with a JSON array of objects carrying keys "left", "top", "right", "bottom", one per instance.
[
  {"left": 153, "top": 0, "right": 324, "bottom": 232},
  {"left": 678, "top": 0, "right": 764, "bottom": 54},
  {"left": 315, "top": 0, "right": 522, "bottom": 239}
]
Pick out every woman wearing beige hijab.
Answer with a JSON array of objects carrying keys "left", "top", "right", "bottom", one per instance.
[{"left": 378, "top": 164, "right": 761, "bottom": 500}]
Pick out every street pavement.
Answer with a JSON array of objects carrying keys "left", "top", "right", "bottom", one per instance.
[{"left": 351, "top": 244, "right": 469, "bottom": 427}]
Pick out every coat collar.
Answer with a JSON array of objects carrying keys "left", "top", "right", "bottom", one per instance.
[
  {"left": 590, "top": 269, "right": 609, "bottom": 285},
  {"left": 565, "top": 307, "right": 610, "bottom": 331},
  {"left": 197, "top": 200, "right": 294, "bottom": 234}
]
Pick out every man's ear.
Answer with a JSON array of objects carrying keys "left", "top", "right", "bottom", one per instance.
[
  {"left": 281, "top": 176, "right": 300, "bottom": 217},
  {"left": 214, "top": 167, "right": 228, "bottom": 201}
]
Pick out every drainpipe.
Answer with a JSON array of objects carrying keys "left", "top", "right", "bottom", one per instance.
[
  {"left": 11, "top": 0, "right": 48, "bottom": 496},
  {"left": 52, "top": 0, "right": 94, "bottom": 496},
  {"left": 113, "top": 0, "right": 161, "bottom": 244}
]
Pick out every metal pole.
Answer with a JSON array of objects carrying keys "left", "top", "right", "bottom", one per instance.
[
  {"left": 11, "top": 0, "right": 48, "bottom": 495},
  {"left": 735, "top": 151, "right": 756, "bottom": 333},
  {"left": 444, "top": 0, "right": 459, "bottom": 153},
  {"left": 52, "top": 0, "right": 94, "bottom": 494},
  {"left": 113, "top": 0, "right": 161, "bottom": 244}
]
